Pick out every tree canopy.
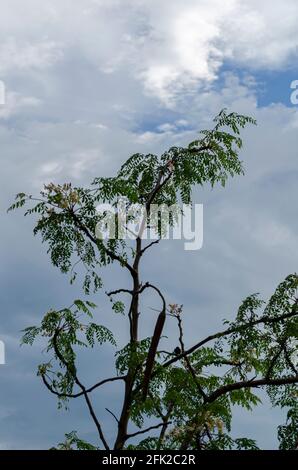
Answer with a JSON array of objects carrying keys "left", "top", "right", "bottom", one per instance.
[{"left": 9, "top": 109, "right": 298, "bottom": 450}]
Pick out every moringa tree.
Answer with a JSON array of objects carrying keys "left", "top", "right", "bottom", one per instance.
[{"left": 9, "top": 110, "right": 298, "bottom": 450}]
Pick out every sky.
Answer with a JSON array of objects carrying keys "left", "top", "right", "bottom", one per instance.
[{"left": 0, "top": 0, "right": 298, "bottom": 450}]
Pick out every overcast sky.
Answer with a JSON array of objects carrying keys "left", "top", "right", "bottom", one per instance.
[{"left": 0, "top": 0, "right": 298, "bottom": 450}]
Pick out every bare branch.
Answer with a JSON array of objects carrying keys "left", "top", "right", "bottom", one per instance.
[
  {"left": 106, "top": 408, "right": 120, "bottom": 424},
  {"left": 126, "top": 421, "right": 169, "bottom": 440},
  {"left": 41, "top": 374, "right": 125, "bottom": 399},
  {"left": 139, "top": 239, "right": 160, "bottom": 257},
  {"left": 52, "top": 329, "right": 110, "bottom": 450},
  {"left": 106, "top": 288, "right": 133, "bottom": 297}
]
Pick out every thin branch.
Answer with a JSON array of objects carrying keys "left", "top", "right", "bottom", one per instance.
[
  {"left": 139, "top": 239, "right": 160, "bottom": 257},
  {"left": 145, "top": 283, "right": 167, "bottom": 311},
  {"left": 52, "top": 329, "right": 110, "bottom": 450},
  {"left": 175, "top": 313, "right": 207, "bottom": 401},
  {"left": 146, "top": 394, "right": 174, "bottom": 448},
  {"left": 126, "top": 422, "right": 168, "bottom": 440},
  {"left": 283, "top": 346, "right": 298, "bottom": 375},
  {"left": 143, "top": 143, "right": 212, "bottom": 211},
  {"left": 69, "top": 209, "right": 136, "bottom": 278},
  {"left": 145, "top": 170, "right": 171, "bottom": 209},
  {"left": 158, "top": 350, "right": 175, "bottom": 356},
  {"left": 106, "top": 288, "right": 133, "bottom": 297},
  {"left": 83, "top": 388, "right": 110, "bottom": 450},
  {"left": 266, "top": 342, "right": 285, "bottom": 380},
  {"left": 41, "top": 374, "right": 125, "bottom": 398},
  {"left": 157, "top": 403, "right": 174, "bottom": 450},
  {"left": 206, "top": 375, "right": 298, "bottom": 403},
  {"left": 106, "top": 408, "right": 120, "bottom": 424},
  {"left": 106, "top": 282, "right": 150, "bottom": 298}
]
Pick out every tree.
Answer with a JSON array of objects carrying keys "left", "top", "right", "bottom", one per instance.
[{"left": 9, "top": 109, "right": 298, "bottom": 450}]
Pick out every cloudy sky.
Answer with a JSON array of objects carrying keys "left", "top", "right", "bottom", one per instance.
[{"left": 0, "top": 0, "right": 297, "bottom": 449}]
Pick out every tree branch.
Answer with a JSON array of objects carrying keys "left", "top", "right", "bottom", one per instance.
[
  {"left": 69, "top": 210, "right": 136, "bottom": 278},
  {"left": 283, "top": 346, "right": 298, "bottom": 375},
  {"left": 139, "top": 239, "right": 160, "bottom": 257},
  {"left": 141, "top": 284, "right": 167, "bottom": 400},
  {"left": 41, "top": 374, "right": 125, "bottom": 399},
  {"left": 106, "top": 408, "right": 120, "bottom": 424},
  {"left": 266, "top": 342, "right": 286, "bottom": 380},
  {"left": 106, "top": 288, "right": 133, "bottom": 297},
  {"left": 163, "top": 304, "right": 298, "bottom": 369},
  {"left": 206, "top": 375, "right": 298, "bottom": 403},
  {"left": 175, "top": 312, "right": 207, "bottom": 401},
  {"left": 157, "top": 403, "right": 174, "bottom": 450},
  {"left": 126, "top": 421, "right": 169, "bottom": 440},
  {"left": 52, "top": 329, "right": 110, "bottom": 450}
]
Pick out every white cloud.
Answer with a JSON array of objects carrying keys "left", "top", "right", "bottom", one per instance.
[
  {"left": 0, "top": 1, "right": 297, "bottom": 105},
  {"left": 135, "top": 0, "right": 298, "bottom": 103}
]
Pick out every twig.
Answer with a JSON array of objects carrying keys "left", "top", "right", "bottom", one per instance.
[
  {"left": 106, "top": 408, "right": 120, "bottom": 424},
  {"left": 139, "top": 239, "right": 160, "bottom": 257}
]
